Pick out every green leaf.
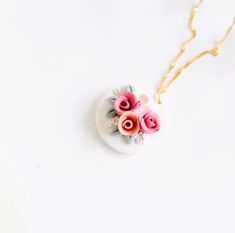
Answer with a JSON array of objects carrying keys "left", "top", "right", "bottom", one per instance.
[
  {"left": 109, "top": 95, "right": 119, "bottom": 103},
  {"left": 111, "top": 128, "right": 120, "bottom": 135},
  {"left": 113, "top": 89, "right": 120, "bottom": 96},
  {"left": 106, "top": 108, "right": 116, "bottom": 118},
  {"left": 126, "top": 136, "right": 134, "bottom": 144},
  {"left": 125, "top": 85, "right": 135, "bottom": 92}
]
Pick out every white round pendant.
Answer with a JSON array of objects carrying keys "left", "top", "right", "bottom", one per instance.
[{"left": 96, "top": 85, "right": 167, "bottom": 154}]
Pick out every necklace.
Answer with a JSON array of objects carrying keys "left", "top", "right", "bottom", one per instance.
[{"left": 96, "top": 0, "right": 235, "bottom": 154}]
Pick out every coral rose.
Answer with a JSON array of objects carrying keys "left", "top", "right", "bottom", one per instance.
[{"left": 118, "top": 112, "right": 140, "bottom": 136}]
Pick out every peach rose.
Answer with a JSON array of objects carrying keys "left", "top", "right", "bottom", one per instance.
[
  {"left": 114, "top": 92, "right": 140, "bottom": 115},
  {"left": 118, "top": 112, "right": 140, "bottom": 136}
]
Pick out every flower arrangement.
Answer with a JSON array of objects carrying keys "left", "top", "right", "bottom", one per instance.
[{"left": 106, "top": 85, "right": 160, "bottom": 144}]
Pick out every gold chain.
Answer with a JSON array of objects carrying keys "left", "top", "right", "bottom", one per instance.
[{"left": 156, "top": 0, "right": 235, "bottom": 104}]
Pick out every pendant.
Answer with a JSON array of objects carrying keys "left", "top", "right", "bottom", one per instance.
[{"left": 96, "top": 85, "right": 166, "bottom": 154}]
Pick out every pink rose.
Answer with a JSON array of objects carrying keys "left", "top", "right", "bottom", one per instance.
[
  {"left": 118, "top": 112, "right": 140, "bottom": 136},
  {"left": 114, "top": 92, "right": 140, "bottom": 115},
  {"left": 140, "top": 110, "right": 160, "bottom": 134}
]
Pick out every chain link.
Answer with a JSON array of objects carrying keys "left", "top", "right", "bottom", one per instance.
[{"left": 156, "top": 0, "right": 235, "bottom": 104}]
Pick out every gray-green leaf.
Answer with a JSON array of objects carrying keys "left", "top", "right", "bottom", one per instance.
[
  {"left": 109, "top": 95, "right": 119, "bottom": 103},
  {"left": 125, "top": 85, "right": 135, "bottom": 92},
  {"left": 106, "top": 108, "right": 116, "bottom": 118},
  {"left": 113, "top": 89, "right": 120, "bottom": 96},
  {"left": 126, "top": 136, "right": 134, "bottom": 144},
  {"left": 111, "top": 128, "right": 120, "bottom": 135}
]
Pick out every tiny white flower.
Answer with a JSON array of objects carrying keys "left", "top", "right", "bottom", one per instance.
[
  {"left": 135, "top": 132, "right": 145, "bottom": 144},
  {"left": 106, "top": 116, "right": 119, "bottom": 128}
]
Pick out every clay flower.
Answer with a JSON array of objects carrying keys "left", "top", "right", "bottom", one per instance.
[
  {"left": 114, "top": 92, "right": 140, "bottom": 115},
  {"left": 118, "top": 112, "right": 140, "bottom": 136},
  {"left": 140, "top": 110, "right": 160, "bottom": 134}
]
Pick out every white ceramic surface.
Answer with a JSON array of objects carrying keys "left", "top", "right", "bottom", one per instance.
[{"left": 0, "top": 0, "right": 235, "bottom": 232}]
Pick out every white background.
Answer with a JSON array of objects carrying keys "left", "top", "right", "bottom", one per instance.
[{"left": 0, "top": 0, "right": 235, "bottom": 232}]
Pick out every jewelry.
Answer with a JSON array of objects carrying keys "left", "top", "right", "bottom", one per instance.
[{"left": 96, "top": 0, "right": 235, "bottom": 154}]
